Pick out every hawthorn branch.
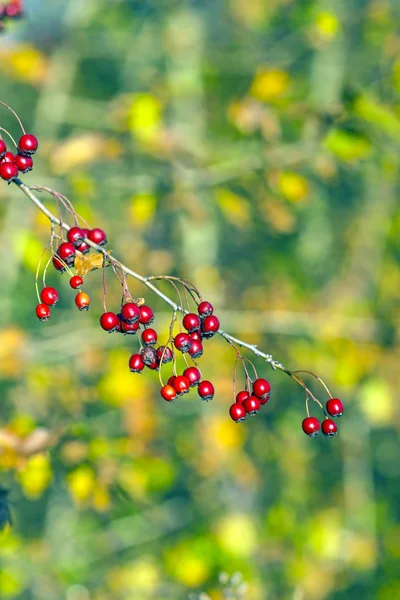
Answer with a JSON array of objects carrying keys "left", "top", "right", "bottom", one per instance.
[{"left": 14, "top": 179, "right": 287, "bottom": 374}]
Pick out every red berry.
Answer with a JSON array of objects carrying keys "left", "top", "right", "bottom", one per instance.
[
  {"left": 140, "top": 346, "right": 157, "bottom": 366},
  {"left": 201, "top": 315, "right": 220, "bottom": 338},
  {"left": 252, "top": 378, "right": 271, "bottom": 401},
  {"left": 18, "top": 134, "right": 39, "bottom": 155},
  {"left": 236, "top": 390, "right": 250, "bottom": 404},
  {"left": 173, "top": 375, "right": 191, "bottom": 395},
  {"left": 229, "top": 403, "right": 247, "bottom": 422},
  {"left": 40, "top": 286, "right": 59, "bottom": 307},
  {"left": 121, "top": 302, "right": 140, "bottom": 323},
  {"left": 36, "top": 303, "right": 51, "bottom": 321},
  {"left": 326, "top": 398, "right": 343, "bottom": 418},
  {"left": 69, "top": 275, "right": 83, "bottom": 289},
  {"left": 156, "top": 346, "right": 173, "bottom": 364},
  {"left": 88, "top": 228, "right": 107, "bottom": 246},
  {"left": 183, "top": 313, "right": 201, "bottom": 333},
  {"left": 53, "top": 255, "right": 66, "bottom": 273},
  {"left": 67, "top": 226, "right": 85, "bottom": 247},
  {"left": 198, "top": 380, "right": 214, "bottom": 401},
  {"left": 147, "top": 360, "right": 159, "bottom": 370},
  {"left": 75, "top": 291, "right": 90, "bottom": 311},
  {"left": 0, "top": 140, "right": 6, "bottom": 159},
  {"left": 198, "top": 301, "right": 213, "bottom": 317},
  {"left": 168, "top": 375, "right": 177, "bottom": 387},
  {"left": 57, "top": 242, "right": 76, "bottom": 266},
  {"left": 189, "top": 331, "right": 202, "bottom": 341},
  {"left": 129, "top": 353, "right": 145, "bottom": 373},
  {"left": 100, "top": 312, "right": 119, "bottom": 332},
  {"left": 183, "top": 367, "right": 201, "bottom": 387},
  {"left": 0, "top": 161, "right": 18, "bottom": 182},
  {"left": 174, "top": 332, "right": 192, "bottom": 353},
  {"left": 2, "top": 152, "right": 15, "bottom": 163},
  {"left": 243, "top": 395, "right": 261, "bottom": 415},
  {"left": 141, "top": 328, "right": 157, "bottom": 345},
  {"left": 15, "top": 154, "right": 33, "bottom": 174},
  {"left": 121, "top": 320, "right": 140, "bottom": 335},
  {"left": 139, "top": 305, "right": 154, "bottom": 325},
  {"left": 302, "top": 417, "right": 320, "bottom": 437},
  {"left": 161, "top": 385, "right": 177, "bottom": 402},
  {"left": 322, "top": 419, "right": 338, "bottom": 437},
  {"left": 188, "top": 339, "right": 203, "bottom": 359},
  {"left": 75, "top": 241, "right": 90, "bottom": 255}
]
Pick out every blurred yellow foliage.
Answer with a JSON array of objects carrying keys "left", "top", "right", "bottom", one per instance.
[
  {"left": 216, "top": 513, "right": 257, "bottom": 556},
  {"left": 359, "top": 379, "right": 394, "bottom": 426},
  {"left": 50, "top": 135, "right": 122, "bottom": 175},
  {"left": 250, "top": 68, "right": 290, "bottom": 101},
  {"left": 278, "top": 172, "right": 310, "bottom": 203},
  {"left": 18, "top": 453, "right": 52, "bottom": 499},
  {"left": 128, "top": 94, "right": 162, "bottom": 143},
  {"left": 0, "top": 44, "right": 48, "bottom": 84},
  {"left": 165, "top": 541, "right": 210, "bottom": 587},
  {"left": 315, "top": 11, "right": 340, "bottom": 40},
  {"left": 0, "top": 567, "right": 26, "bottom": 598},
  {"left": 67, "top": 465, "right": 95, "bottom": 505},
  {"left": 0, "top": 327, "right": 27, "bottom": 378},
  {"left": 323, "top": 129, "right": 372, "bottom": 162},
  {"left": 216, "top": 188, "right": 251, "bottom": 228},
  {"left": 130, "top": 192, "right": 157, "bottom": 228}
]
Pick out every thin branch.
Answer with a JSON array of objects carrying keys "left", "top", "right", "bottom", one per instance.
[{"left": 14, "top": 179, "right": 287, "bottom": 374}]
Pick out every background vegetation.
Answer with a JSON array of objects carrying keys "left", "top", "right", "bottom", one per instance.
[{"left": 0, "top": 0, "right": 399, "bottom": 598}]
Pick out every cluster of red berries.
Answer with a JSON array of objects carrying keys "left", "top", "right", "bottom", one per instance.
[
  {"left": 0, "top": 0, "right": 23, "bottom": 31},
  {"left": 35, "top": 279, "right": 89, "bottom": 321},
  {"left": 302, "top": 398, "right": 344, "bottom": 438},
  {"left": 0, "top": 133, "right": 38, "bottom": 182},
  {"left": 229, "top": 378, "right": 271, "bottom": 422},
  {"left": 52, "top": 226, "right": 107, "bottom": 272}
]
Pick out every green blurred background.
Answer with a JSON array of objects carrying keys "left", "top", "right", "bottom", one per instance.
[{"left": 0, "top": 1, "right": 399, "bottom": 598}]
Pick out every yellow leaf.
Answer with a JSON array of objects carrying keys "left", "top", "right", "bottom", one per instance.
[
  {"left": 128, "top": 94, "right": 162, "bottom": 142},
  {"left": 67, "top": 465, "right": 95, "bottom": 504},
  {"left": 278, "top": 172, "right": 309, "bottom": 203},
  {"left": 250, "top": 68, "right": 290, "bottom": 101},
  {"left": 18, "top": 454, "right": 52, "bottom": 499},
  {"left": 74, "top": 251, "right": 111, "bottom": 277},
  {"left": 130, "top": 193, "right": 157, "bottom": 228},
  {"left": 215, "top": 188, "right": 251, "bottom": 228},
  {"left": 315, "top": 11, "right": 340, "bottom": 40},
  {"left": 0, "top": 44, "right": 48, "bottom": 84}
]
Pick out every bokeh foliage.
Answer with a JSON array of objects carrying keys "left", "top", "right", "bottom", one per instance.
[{"left": 0, "top": 0, "right": 400, "bottom": 598}]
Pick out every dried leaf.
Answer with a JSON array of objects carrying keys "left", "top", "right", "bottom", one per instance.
[{"left": 74, "top": 251, "right": 112, "bottom": 277}]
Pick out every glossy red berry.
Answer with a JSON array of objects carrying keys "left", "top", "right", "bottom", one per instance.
[
  {"left": 15, "top": 154, "right": 33, "bottom": 174},
  {"left": 2, "top": 152, "right": 15, "bottom": 163},
  {"left": 75, "top": 241, "right": 90, "bottom": 255},
  {"left": 121, "top": 302, "right": 140, "bottom": 323},
  {"left": 129, "top": 353, "right": 145, "bottom": 373},
  {"left": 88, "top": 228, "right": 107, "bottom": 246},
  {"left": 40, "top": 287, "right": 59, "bottom": 306},
  {"left": 69, "top": 275, "right": 83, "bottom": 289},
  {"left": 183, "top": 367, "right": 201, "bottom": 387},
  {"left": 243, "top": 395, "right": 261, "bottom": 415},
  {"left": 52, "top": 255, "right": 66, "bottom": 273},
  {"left": 252, "top": 378, "right": 271, "bottom": 402},
  {"left": 236, "top": 390, "right": 250, "bottom": 404},
  {"left": 188, "top": 339, "right": 203, "bottom": 359},
  {"left": 198, "top": 380, "right": 214, "bottom": 401},
  {"left": 67, "top": 226, "right": 85, "bottom": 247},
  {"left": 326, "top": 398, "right": 343, "bottom": 418},
  {"left": 36, "top": 303, "right": 51, "bottom": 321},
  {"left": 100, "top": 312, "right": 119, "bottom": 332},
  {"left": 0, "top": 161, "right": 18, "bottom": 182},
  {"left": 229, "top": 403, "right": 247, "bottom": 422},
  {"left": 141, "top": 328, "right": 157, "bottom": 346},
  {"left": 198, "top": 301, "right": 213, "bottom": 317},
  {"left": 168, "top": 375, "right": 177, "bottom": 387},
  {"left": 0, "top": 140, "right": 6, "bottom": 159},
  {"left": 57, "top": 242, "right": 76, "bottom": 266},
  {"left": 141, "top": 346, "right": 157, "bottom": 367},
  {"left": 189, "top": 331, "right": 202, "bottom": 341},
  {"left": 147, "top": 360, "right": 159, "bottom": 370},
  {"left": 183, "top": 313, "right": 201, "bottom": 333},
  {"left": 322, "top": 419, "right": 338, "bottom": 437},
  {"left": 121, "top": 320, "right": 140, "bottom": 335},
  {"left": 18, "top": 134, "right": 39, "bottom": 155},
  {"left": 173, "top": 375, "right": 191, "bottom": 395},
  {"left": 75, "top": 291, "right": 90, "bottom": 311},
  {"left": 156, "top": 346, "right": 173, "bottom": 364},
  {"left": 201, "top": 315, "right": 220, "bottom": 338},
  {"left": 161, "top": 385, "right": 177, "bottom": 402},
  {"left": 174, "top": 332, "right": 192, "bottom": 353},
  {"left": 139, "top": 305, "right": 154, "bottom": 325},
  {"left": 302, "top": 417, "right": 320, "bottom": 437}
]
